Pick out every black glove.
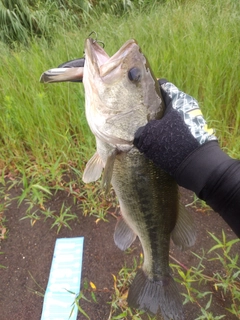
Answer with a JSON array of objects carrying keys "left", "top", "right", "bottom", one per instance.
[
  {"left": 134, "top": 80, "right": 240, "bottom": 238},
  {"left": 134, "top": 80, "right": 230, "bottom": 195}
]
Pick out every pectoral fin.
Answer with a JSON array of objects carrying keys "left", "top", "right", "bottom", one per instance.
[
  {"left": 101, "top": 150, "right": 117, "bottom": 193},
  {"left": 114, "top": 216, "right": 137, "bottom": 251},
  {"left": 171, "top": 203, "right": 197, "bottom": 250},
  {"left": 82, "top": 152, "right": 104, "bottom": 183}
]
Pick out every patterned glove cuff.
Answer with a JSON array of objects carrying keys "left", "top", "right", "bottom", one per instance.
[{"left": 161, "top": 82, "right": 217, "bottom": 145}]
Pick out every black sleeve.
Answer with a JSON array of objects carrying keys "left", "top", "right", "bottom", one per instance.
[
  {"left": 175, "top": 141, "right": 240, "bottom": 237},
  {"left": 200, "top": 161, "right": 240, "bottom": 237}
]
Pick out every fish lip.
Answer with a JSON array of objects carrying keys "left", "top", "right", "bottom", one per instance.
[
  {"left": 85, "top": 38, "right": 139, "bottom": 77},
  {"left": 84, "top": 38, "right": 109, "bottom": 73}
]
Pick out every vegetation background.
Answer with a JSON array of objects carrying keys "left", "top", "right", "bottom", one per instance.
[
  {"left": 0, "top": 0, "right": 239, "bottom": 184},
  {"left": 0, "top": 0, "right": 239, "bottom": 319}
]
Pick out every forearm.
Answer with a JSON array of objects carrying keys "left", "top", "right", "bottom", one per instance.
[
  {"left": 200, "top": 160, "right": 240, "bottom": 237},
  {"left": 175, "top": 141, "right": 240, "bottom": 237}
]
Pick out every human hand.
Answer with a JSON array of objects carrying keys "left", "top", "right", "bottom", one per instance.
[{"left": 134, "top": 79, "right": 217, "bottom": 177}]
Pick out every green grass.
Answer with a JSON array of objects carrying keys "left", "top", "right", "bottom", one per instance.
[
  {"left": 0, "top": 39, "right": 93, "bottom": 186},
  {"left": 172, "top": 231, "right": 240, "bottom": 319},
  {"left": 0, "top": 187, "right": 10, "bottom": 240}
]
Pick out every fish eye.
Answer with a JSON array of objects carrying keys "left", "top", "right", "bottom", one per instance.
[{"left": 128, "top": 67, "right": 141, "bottom": 82}]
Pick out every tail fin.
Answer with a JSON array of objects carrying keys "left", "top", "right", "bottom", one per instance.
[{"left": 127, "top": 269, "right": 184, "bottom": 320}]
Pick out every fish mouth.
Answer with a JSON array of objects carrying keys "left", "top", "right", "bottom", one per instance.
[
  {"left": 39, "top": 38, "right": 141, "bottom": 83},
  {"left": 84, "top": 38, "right": 140, "bottom": 78}
]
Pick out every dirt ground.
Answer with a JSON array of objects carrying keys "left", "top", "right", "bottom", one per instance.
[{"left": 0, "top": 179, "right": 239, "bottom": 320}]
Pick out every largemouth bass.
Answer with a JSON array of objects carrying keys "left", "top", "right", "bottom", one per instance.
[{"left": 40, "top": 38, "right": 196, "bottom": 320}]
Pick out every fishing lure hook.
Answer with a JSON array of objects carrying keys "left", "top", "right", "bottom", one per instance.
[{"left": 87, "top": 31, "right": 105, "bottom": 48}]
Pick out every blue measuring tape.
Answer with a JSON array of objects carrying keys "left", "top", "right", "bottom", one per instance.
[{"left": 41, "top": 237, "right": 84, "bottom": 320}]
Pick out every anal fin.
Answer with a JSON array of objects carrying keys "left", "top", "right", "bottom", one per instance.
[
  {"left": 114, "top": 216, "right": 136, "bottom": 251},
  {"left": 171, "top": 203, "right": 196, "bottom": 250}
]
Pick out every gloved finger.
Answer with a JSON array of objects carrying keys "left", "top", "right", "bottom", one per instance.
[
  {"left": 133, "top": 126, "right": 146, "bottom": 148},
  {"left": 158, "top": 78, "right": 168, "bottom": 85},
  {"left": 134, "top": 79, "right": 173, "bottom": 149},
  {"left": 158, "top": 79, "right": 173, "bottom": 114}
]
